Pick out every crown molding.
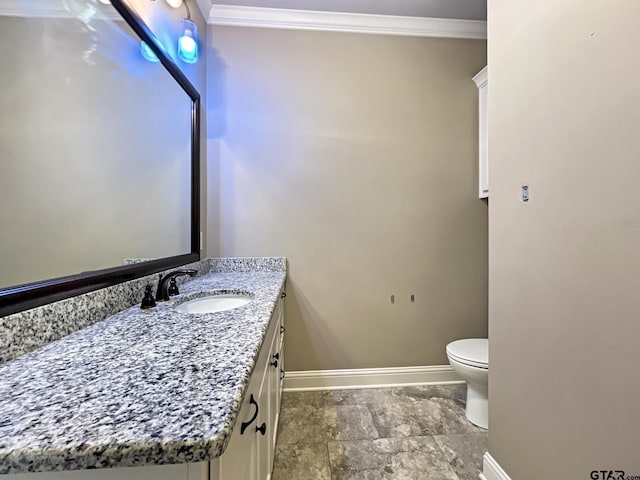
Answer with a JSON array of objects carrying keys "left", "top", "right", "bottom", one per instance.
[
  {"left": 0, "top": 0, "right": 119, "bottom": 19},
  {"left": 473, "top": 65, "right": 488, "bottom": 88},
  {"left": 206, "top": 4, "right": 487, "bottom": 39}
]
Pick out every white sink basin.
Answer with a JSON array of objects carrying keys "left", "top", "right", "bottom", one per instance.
[{"left": 175, "top": 294, "right": 252, "bottom": 314}]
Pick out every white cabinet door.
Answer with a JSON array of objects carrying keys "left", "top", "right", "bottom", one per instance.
[
  {"left": 473, "top": 66, "right": 488, "bottom": 198},
  {"left": 255, "top": 345, "right": 271, "bottom": 480},
  {"left": 213, "top": 370, "right": 261, "bottom": 480}
]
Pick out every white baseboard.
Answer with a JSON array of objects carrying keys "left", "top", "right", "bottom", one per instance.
[
  {"left": 283, "top": 365, "right": 462, "bottom": 391},
  {"left": 480, "top": 453, "right": 512, "bottom": 480}
]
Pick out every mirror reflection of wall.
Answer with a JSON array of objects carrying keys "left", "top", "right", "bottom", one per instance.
[{"left": 0, "top": 7, "right": 192, "bottom": 289}]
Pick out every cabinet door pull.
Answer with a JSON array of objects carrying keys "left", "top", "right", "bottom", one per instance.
[
  {"left": 240, "top": 394, "right": 259, "bottom": 435},
  {"left": 272, "top": 353, "right": 280, "bottom": 360},
  {"left": 256, "top": 422, "right": 266, "bottom": 436},
  {"left": 280, "top": 368, "right": 285, "bottom": 380},
  {"left": 270, "top": 359, "right": 278, "bottom": 368},
  {"left": 280, "top": 325, "right": 285, "bottom": 334},
  {"left": 280, "top": 291, "right": 287, "bottom": 299}
]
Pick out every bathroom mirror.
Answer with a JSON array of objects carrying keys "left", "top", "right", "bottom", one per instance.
[{"left": 0, "top": 0, "right": 200, "bottom": 317}]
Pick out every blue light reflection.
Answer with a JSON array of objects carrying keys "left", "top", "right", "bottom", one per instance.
[{"left": 177, "top": 18, "right": 198, "bottom": 64}]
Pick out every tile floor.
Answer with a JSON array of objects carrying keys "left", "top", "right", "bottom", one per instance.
[{"left": 272, "top": 384, "right": 487, "bottom": 480}]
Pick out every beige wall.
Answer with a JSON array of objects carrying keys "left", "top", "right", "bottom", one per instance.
[
  {"left": 488, "top": 0, "right": 640, "bottom": 478},
  {"left": 207, "top": 27, "right": 487, "bottom": 370}
]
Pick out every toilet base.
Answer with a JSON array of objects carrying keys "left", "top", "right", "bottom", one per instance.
[{"left": 465, "top": 383, "right": 488, "bottom": 429}]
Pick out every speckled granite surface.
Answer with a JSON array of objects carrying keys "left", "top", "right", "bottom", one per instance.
[
  {"left": 210, "top": 257, "right": 287, "bottom": 273},
  {"left": 0, "top": 260, "right": 209, "bottom": 365},
  {"left": 0, "top": 266, "right": 286, "bottom": 474},
  {"left": 0, "top": 257, "right": 286, "bottom": 365}
]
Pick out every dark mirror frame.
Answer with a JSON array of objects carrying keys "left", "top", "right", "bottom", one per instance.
[{"left": 0, "top": 0, "right": 201, "bottom": 318}]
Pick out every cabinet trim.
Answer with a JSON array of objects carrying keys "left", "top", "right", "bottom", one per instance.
[{"left": 473, "top": 65, "right": 488, "bottom": 198}]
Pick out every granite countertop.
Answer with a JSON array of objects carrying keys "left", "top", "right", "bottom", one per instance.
[{"left": 0, "top": 271, "right": 286, "bottom": 474}]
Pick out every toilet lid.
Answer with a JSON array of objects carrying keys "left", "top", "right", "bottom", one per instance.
[{"left": 446, "top": 338, "right": 488, "bottom": 369}]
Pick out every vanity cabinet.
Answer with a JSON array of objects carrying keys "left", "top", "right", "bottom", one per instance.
[
  {"left": 473, "top": 66, "right": 488, "bottom": 198},
  {"left": 211, "top": 289, "right": 285, "bottom": 480}
]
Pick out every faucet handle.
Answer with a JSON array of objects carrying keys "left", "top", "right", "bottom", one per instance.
[
  {"left": 141, "top": 285, "right": 156, "bottom": 309},
  {"left": 168, "top": 278, "right": 180, "bottom": 296},
  {"left": 156, "top": 269, "right": 198, "bottom": 301}
]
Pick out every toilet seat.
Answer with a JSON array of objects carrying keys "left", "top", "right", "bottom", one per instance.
[{"left": 446, "top": 338, "right": 488, "bottom": 369}]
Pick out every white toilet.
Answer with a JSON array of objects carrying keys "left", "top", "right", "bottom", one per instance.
[{"left": 446, "top": 338, "right": 488, "bottom": 429}]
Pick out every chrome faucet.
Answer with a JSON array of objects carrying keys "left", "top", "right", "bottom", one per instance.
[{"left": 155, "top": 269, "right": 197, "bottom": 301}]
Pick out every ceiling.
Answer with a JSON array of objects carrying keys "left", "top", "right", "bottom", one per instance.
[{"left": 200, "top": 0, "right": 487, "bottom": 21}]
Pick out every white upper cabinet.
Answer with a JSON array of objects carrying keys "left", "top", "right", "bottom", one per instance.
[{"left": 473, "top": 66, "right": 488, "bottom": 198}]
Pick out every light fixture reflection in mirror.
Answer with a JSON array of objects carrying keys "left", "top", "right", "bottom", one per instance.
[
  {"left": 141, "top": 41, "right": 160, "bottom": 62},
  {"left": 62, "top": 0, "right": 96, "bottom": 22},
  {"left": 178, "top": 18, "right": 198, "bottom": 63},
  {"left": 137, "top": 0, "right": 199, "bottom": 64}
]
